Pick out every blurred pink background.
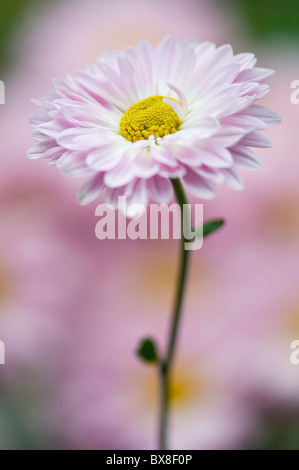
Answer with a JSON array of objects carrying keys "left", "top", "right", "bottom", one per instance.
[{"left": 0, "top": 0, "right": 299, "bottom": 450}]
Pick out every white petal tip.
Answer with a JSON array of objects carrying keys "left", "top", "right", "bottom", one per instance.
[
  {"left": 77, "top": 193, "right": 89, "bottom": 205},
  {"left": 27, "top": 154, "right": 39, "bottom": 159},
  {"left": 163, "top": 98, "right": 184, "bottom": 122}
]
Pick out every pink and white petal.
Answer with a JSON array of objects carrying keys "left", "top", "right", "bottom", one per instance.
[
  {"left": 117, "top": 57, "right": 141, "bottom": 104},
  {"left": 220, "top": 115, "right": 267, "bottom": 132},
  {"left": 97, "top": 48, "right": 124, "bottom": 69},
  {"left": 105, "top": 185, "right": 128, "bottom": 208},
  {"left": 86, "top": 143, "right": 126, "bottom": 171},
  {"left": 222, "top": 167, "right": 244, "bottom": 190},
  {"left": 29, "top": 112, "right": 52, "bottom": 126},
  {"left": 108, "top": 179, "right": 149, "bottom": 217},
  {"left": 235, "top": 67, "right": 274, "bottom": 83},
  {"left": 150, "top": 142, "right": 178, "bottom": 168},
  {"left": 147, "top": 176, "right": 173, "bottom": 204},
  {"left": 242, "top": 105, "right": 281, "bottom": 126},
  {"left": 200, "top": 44, "right": 234, "bottom": 77},
  {"left": 236, "top": 81, "right": 262, "bottom": 98},
  {"left": 241, "top": 131, "right": 273, "bottom": 148},
  {"left": 74, "top": 71, "right": 129, "bottom": 112},
  {"left": 48, "top": 152, "right": 66, "bottom": 166},
  {"left": 198, "top": 146, "right": 233, "bottom": 168},
  {"left": 35, "top": 119, "right": 71, "bottom": 140},
  {"left": 195, "top": 63, "right": 241, "bottom": 96},
  {"left": 197, "top": 93, "right": 254, "bottom": 120},
  {"left": 175, "top": 140, "right": 232, "bottom": 169},
  {"left": 159, "top": 165, "right": 186, "bottom": 179},
  {"left": 231, "top": 145, "right": 262, "bottom": 170},
  {"left": 167, "top": 83, "right": 189, "bottom": 115},
  {"left": 210, "top": 125, "right": 245, "bottom": 147},
  {"left": 131, "top": 148, "right": 161, "bottom": 179},
  {"left": 155, "top": 36, "right": 183, "bottom": 92},
  {"left": 193, "top": 165, "right": 225, "bottom": 183},
  {"left": 104, "top": 155, "right": 137, "bottom": 188},
  {"left": 39, "top": 90, "right": 61, "bottom": 104},
  {"left": 163, "top": 98, "right": 185, "bottom": 122},
  {"left": 27, "top": 141, "right": 62, "bottom": 159},
  {"left": 60, "top": 103, "right": 120, "bottom": 130},
  {"left": 77, "top": 173, "right": 105, "bottom": 205},
  {"left": 174, "top": 117, "right": 220, "bottom": 139},
  {"left": 125, "top": 179, "right": 149, "bottom": 217},
  {"left": 234, "top": 52, "right": 257, "bottom": 70},
  {"left": 239, "top": 83, "right": 269, "bottom": 99},
  {"left": 169, "top": 45, "right": 196, "bottom": 90},
  {"left": 133, "top": 40, "right": 156, "bottom": 98},
  {"left": 57, "top": 128, "right": 108, "bottom": 150},
  {"left": 31, "top": 128, "right": 54, "bottom": 142},
  {"left": 175, "top": 145, "right": 204, "bottom": 166},
  {"left": 183, "top": 168, "right": 216, "bottom": 199},
  {"left": 58, "top": 151, "right": 94, "bottom": 177},
  {"left": 52, "top": 77, "right": 95, "bottom": 106},
  {"left": 193, "top": 40, "right": 216, "bottom": 59}
]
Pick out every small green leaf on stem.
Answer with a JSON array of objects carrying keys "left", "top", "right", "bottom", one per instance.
[
  {"left": 194, "top": 219, "right": 225, "bottom": 239},
  {"left": 137, "top": 337, "right": 158, "bottom": 364},
  {"left": 203, "top": 219, "right": 225, "bottom": 237}
]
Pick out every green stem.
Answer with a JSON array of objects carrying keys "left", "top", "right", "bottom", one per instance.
[{"left": 159, "top": 178, "right": 191, "bottom": 450}]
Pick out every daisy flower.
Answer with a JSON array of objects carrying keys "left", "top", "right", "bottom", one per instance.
[{"left": 27, "top": 35, "right": 280, "bottom": 208}]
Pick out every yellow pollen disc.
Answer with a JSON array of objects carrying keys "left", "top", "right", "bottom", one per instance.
[{"left": 120, "top": 95, "right": 180, "bottom": 142}]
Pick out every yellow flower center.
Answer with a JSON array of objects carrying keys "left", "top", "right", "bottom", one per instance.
[{"left": 120, "top": 95, "right": 180, "bottom": 142}]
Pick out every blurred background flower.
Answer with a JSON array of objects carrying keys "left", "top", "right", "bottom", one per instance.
[{"left": 0, "top": 0, "right": 299, "bottom": 450}]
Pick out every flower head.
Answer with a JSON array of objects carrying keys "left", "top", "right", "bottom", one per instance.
[{"left": 28, "top": 36, "right": 280, "bottom": 208}]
